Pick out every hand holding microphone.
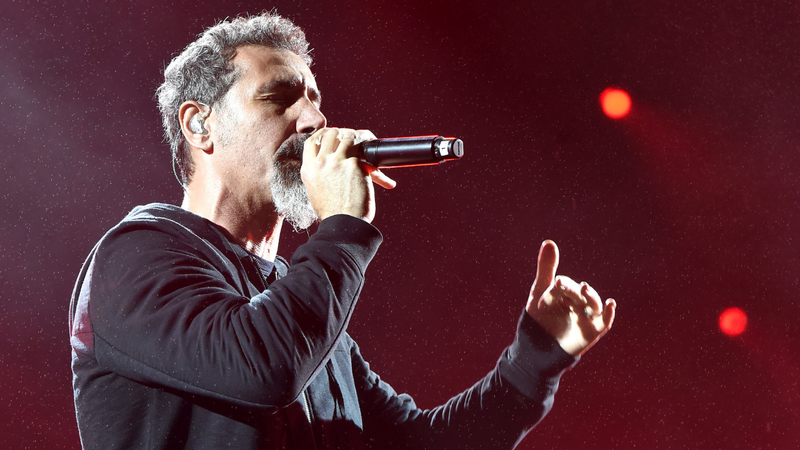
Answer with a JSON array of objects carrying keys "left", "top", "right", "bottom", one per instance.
[{"left": 302, "top": 129, "right": 464, "bottom": 222}]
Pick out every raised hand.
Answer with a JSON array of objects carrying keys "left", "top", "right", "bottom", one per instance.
[{"left": 525, "top": 240, "right": 616, "bottom": 356}]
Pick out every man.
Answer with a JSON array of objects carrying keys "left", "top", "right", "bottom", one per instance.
[{"left": 69, "top": 12, "right": 616, "bottom": 450}]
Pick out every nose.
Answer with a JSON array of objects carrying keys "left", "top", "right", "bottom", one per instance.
[{"left": 296, "top": 99, "right": 326, "bottom": 134}]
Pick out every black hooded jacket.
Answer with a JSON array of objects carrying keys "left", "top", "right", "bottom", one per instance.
[{"left": 69, "top": 204, "right": 577, "bottom": 449}]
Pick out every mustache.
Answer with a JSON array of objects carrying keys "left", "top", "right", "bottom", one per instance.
[{"left": 274, "top": 133, "right": 311, "bottom": 162}]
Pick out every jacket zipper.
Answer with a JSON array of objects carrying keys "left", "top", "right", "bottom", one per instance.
[{"left": 301, "top": 389, "right": 313, "bottom": 424}]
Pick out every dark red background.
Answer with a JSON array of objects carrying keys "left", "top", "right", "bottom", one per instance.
[{"left": 3, "top": 0, "right": 800, "bottom": 448}]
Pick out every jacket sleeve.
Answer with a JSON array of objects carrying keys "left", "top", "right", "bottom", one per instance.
[
  {"left": 355, "top": 312, "right": 579, "bottom": 449},
  {"left": 88, "top": 214, "right": 382, "bottom": 409}
]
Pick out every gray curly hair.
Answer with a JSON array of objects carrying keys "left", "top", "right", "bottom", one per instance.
[{"left": 156, "top": 12, "right": 312, "bottom": 185}]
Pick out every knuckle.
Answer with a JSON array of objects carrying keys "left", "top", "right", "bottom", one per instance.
[{"left": 299, "top": 167, "right": 311, "bottom": 182}]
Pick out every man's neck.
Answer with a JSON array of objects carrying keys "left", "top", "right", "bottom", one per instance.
[{"left": 181, "top": 191, "right": 283, "bottom": 261}]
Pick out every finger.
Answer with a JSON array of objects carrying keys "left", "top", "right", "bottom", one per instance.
[
  {"left": 555, "top": 276, "right": 586, "bottom": 311},
  {"left": 367, "top": 167, "right": 397, "bottom": 189},
  {"left": 353, "top": 129, "right": 377, "bottom": 146},
  {"left": 317, "top": 127, "right": 340, "bottom": 157},
  {"left": 602, "top": 298, "right": 616, "bottom": 330},
  {"left": 304, "top": 127, "right": 328, "bottom": 161},
  {"left": 581, "top": 282, "right": 604, "bottom": 317},
  {"left": 531, "top": 240, "right": 559, "bottom": 303},
  {"left": 555, "top": 277, "right": 601, "bottom": 318},
  {"left": 355, "top": 130, "right": 395, "bottom": 188},
  {"left": 335, "top": 129, "right": 380, "bottom": 163},
  {"left": 334, "top": 128, "right": 356, "bottom": 158}
]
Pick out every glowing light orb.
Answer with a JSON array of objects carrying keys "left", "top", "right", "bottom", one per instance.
[
  {"left": 719, "top": 307, "right": 748, "bottom": 336},
  {"left": 600, "top": 88, "right": 631, "bottom": 119}
]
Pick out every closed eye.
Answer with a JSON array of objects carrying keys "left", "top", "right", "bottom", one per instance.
[
  {"left": 256, "top": 78, "right": 321, "bottom": 110},
  {"left": 266, "top": 95, "right": 292, "bottom": 106}
]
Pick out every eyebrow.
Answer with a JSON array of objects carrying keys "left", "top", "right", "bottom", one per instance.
[{"left": 256, "top": 77, "right": 322, "bottom": 105}]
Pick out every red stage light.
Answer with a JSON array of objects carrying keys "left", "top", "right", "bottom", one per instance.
[
  {"left": 600, "top": 88, "right": 631, "bottom": 119},
  {"left": 719, "top": 307, "right": 747, "bottom": 336}
]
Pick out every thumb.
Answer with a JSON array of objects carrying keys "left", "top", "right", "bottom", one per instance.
[{"left": 531, "top": 240, "right": 559, "bottom": 302}]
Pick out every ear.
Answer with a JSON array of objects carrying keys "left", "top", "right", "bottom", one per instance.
[{"left": 179, "top": 101, "right": 213, "bottom": 154}]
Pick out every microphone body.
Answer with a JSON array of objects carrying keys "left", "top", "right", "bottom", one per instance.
[{"left": 359, "top": 135, "right": 464, "bottom": 168}]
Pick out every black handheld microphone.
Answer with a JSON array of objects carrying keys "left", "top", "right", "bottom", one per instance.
[{"left": 359, "top": 135, "right": 464, "bottom": 168}]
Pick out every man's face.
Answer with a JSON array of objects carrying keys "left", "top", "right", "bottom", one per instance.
[{"left": 211, "top": 45, "right": 326, "bottom": 228}]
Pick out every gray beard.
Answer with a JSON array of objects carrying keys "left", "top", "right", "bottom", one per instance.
[{"left": 271, "top": 134, "right": 318, "bottom": 231}]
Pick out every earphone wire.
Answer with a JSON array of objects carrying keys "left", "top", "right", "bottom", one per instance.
[{"left": 171, "top": 149, "right": 187, "bottom": 193}]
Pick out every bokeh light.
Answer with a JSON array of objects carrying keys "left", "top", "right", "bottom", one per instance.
[
  {"left": 600, "top": 88, "right": 632, "bottom": 119},
  {"left": 719, "top": 307, "right": 748, "bottom": 336}
]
